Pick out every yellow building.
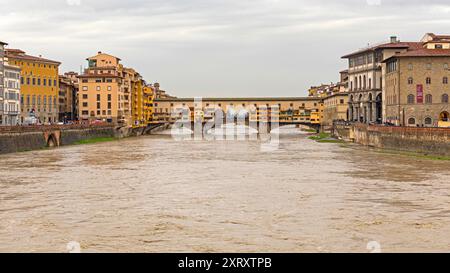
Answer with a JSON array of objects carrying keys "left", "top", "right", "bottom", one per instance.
[
  {"left": 143, "top": 85, "right": 155, "bottom": 124},
  {"left": 6, "top": 49, "right": 61, "bottom": 123},
  {"left": 131, "top": 74, "right": 145, "bottom": 128},
  {"left": 310, "top": 101, "right": 324, "bottom": 125}
]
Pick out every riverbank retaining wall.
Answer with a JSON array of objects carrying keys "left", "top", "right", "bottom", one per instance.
[
  {"left": 0, "top": 125, "right": 120, "bottom": 155},
  {"left": 333, "top": 123, "right": 450, "bottom": 156}
]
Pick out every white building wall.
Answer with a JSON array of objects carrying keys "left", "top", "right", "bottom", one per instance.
[
  {"left": 0, "top": 43, "right": 5, "bottom": 125},
  {"left": 3, "top": 60, "right": 21, "bottom": 125}
]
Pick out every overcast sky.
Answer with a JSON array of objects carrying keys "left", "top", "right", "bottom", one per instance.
[{"left": 1, "top": 0, "right": 450, "bottom": 97}]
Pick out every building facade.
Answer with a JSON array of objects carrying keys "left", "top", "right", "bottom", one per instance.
[
  {"left": 153, "top": 82, "right": 175, "bottom": 99},
  {"left": 63, "top": 72, "right": 80, "bottom": 122},
  {"left": 2, "top": 58, "right": 21, "bottom": 125},
  {"left": 6, "top": 49, "right": 60, "bottom": 124},
  {"left": 78, "top": 52, "right": 129, "bottom": 125},
  {"left": 384, "top": 33, "right": 450, "bottom": 127},
  {"left": 342, "top": 36, "right": 421, "bottom": 124},
  {"left": 126, "top": 69, "right": 146, "bottom": 128},
  {"left": 322, "top": 92, "right": 349, "bottom": 128},
  {"left": 59, "top": 74, "right": 79, "bottom": 122},
  {"left": 0, "top": 41, "right": 6, "bottom": 125},
  {"left": 78, "top": 52, "right": 157, "bottom": 127},
  {"left": 143, "top": 84, "right": 155, "bottom": 124}
]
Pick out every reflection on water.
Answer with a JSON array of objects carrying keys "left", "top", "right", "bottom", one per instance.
[
  {"left": 0, "top": 134, "right": 449, "bottom": 253},
  {"left": 206, "top": 124, "right": 259, "bottom": 136}
]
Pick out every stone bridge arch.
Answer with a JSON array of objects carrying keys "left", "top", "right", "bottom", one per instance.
[{"left": 43, "top": 130, "right": 61, "bottom": 147}]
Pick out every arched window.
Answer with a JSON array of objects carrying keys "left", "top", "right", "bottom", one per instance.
[
  {"left": 426, "top": 77, "right": 431, "bottom": 84},
  {"left": 408, "top": 117, "right": 416, "bottom": 125},
  {"left": 440, "top": 111, "right": 449, "bottom": 122},
  {"left": 425, "top": 94, "right": 433, "bottom": 104},
  {"left": 363, "top": 75, "right": 367, "bottom": 89},
  {"left": 359, "top": 76, "right": 362, "bottom": 90},
  {"left": 444, "top": 77, "right": 448, "bottom": 84},
  {"left": 408, "top": 77, "right": 413, "bottom": 85},
  {"left": 407, "top": 94, "right": 415, "bottom": 104},
  {"left": 424, "top": 117, "right": 433, "bottom": 126},
  {"left": 442, "top": 94, "right": 449, "bottom": 103},
  {"left": 369, "top": 78, "right": 372, "bottom": 89}
]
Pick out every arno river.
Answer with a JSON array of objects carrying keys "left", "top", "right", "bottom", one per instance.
[{"left": 1, "top": 129, "right": 450, "bottom": 253}]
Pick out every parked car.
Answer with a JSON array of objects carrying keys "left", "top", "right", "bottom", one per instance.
[
  {"left": 91, "top": 120, "right": 104, "bottom": 125},
  {"left": 23, "top": 116, "right": 39, "bottom": 126}
]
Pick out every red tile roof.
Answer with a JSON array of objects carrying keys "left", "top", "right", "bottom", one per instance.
[
  {"left": 427, "top": 33, "right": 450, "bottom": 41},
  {"left": 389, "top": 48, "right": 450, "bottom": 58},
  {"left": 341, "top": 42, "right": 419, "bottom": 58},
  {"left": 5, "top": 48, "right": 61, "bottom": 65},
  {"left": 382, "top": 48, "right": 450, "bottom": 63},
  {"left": 78, "top": 73, "right": 122, "bottom": 78}
]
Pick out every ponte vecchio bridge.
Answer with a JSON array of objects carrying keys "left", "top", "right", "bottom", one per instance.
[{"left": 150, "top": 97, "right": 324, "bottom": 132}]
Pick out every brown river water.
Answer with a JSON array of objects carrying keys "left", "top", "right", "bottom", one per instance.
[{"left": 0, "top": 132, "right": 450, "bottom": 253}]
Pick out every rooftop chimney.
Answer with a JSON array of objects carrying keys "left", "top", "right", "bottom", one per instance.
[{"left": 390, "top": 36, "right": 398, "bottom": 43}]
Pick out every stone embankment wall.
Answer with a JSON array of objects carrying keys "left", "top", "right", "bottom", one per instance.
[
  {"left": 333, "top": 123, "right": 450, "bottom": 156},
  {"left": 0, "top": 124, "right": 119, "bottom": 155}
]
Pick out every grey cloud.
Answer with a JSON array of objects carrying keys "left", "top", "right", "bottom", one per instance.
[{"left": 1, "top": 0, "right": 450, "bottom": 97}]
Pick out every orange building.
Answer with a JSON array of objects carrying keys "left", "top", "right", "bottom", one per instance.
[{"left": 78, "top": 52, "right": 130, "bottom": 125}]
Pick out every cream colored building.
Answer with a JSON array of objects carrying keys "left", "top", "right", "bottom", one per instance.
[
  {"left": 0, "top": 44, "right": 21, "bottom": 126},
  {"left": 342, "top": 36, "right": 421, "bottom": 124},
  {"left": 322, "top": 92, "right": 349, "bottom": 128},
  {"left": 384, "top": 33, "right": 450, "bottom": 127},
  {"left": 0, "top": 41, "right": 6, "bottom": 124},
  {"left": 2, "top": 60, "right": 21, "bottom": 125}
]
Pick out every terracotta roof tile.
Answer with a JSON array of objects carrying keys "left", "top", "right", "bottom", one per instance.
[
  {"left": 5, "top": 48, "right": 61, "bottom": 65},
  {"left": 78, "top": 73, "right": 122, "bottom": 78},
  {"left": 341, "top": 42, "right": 420, "bottom": 58},
  {"left": 392, "top": 48, "right": 450, "bottom": 57}
]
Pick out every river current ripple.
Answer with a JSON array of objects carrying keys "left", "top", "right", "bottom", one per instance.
[{"left": 0, "top": 132, "right": 449, "bottom": 252}]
